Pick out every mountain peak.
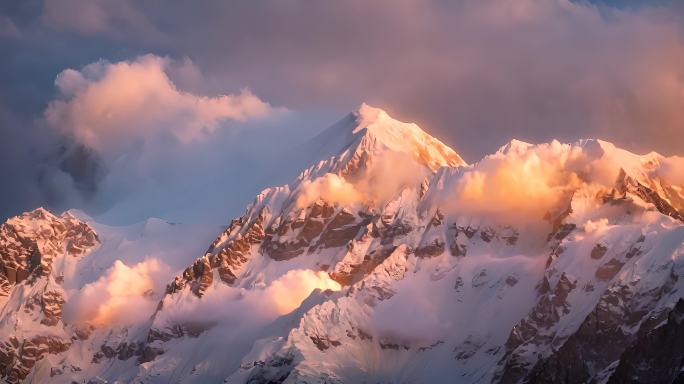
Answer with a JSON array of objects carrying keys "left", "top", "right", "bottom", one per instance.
[
  {"left": 352, "top": 102, "right": 390, "bottom": 131},
  {"left": 303, "top": 104, "right": 466, "bottom": 180},
  {"left": 346, "top": 103, "right": 466, "bottom": 171},
  {"left": 496, "top": 139, "right": 534, "bottom": 155}
]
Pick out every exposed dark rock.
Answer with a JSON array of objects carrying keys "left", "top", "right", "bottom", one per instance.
[
  {"left": 379, "top": 341, "right": 409, "bottom": 350},
  {"left": 501, "top": 229, "right": 519, "bottom": 245},
  {"left": 0, "top": 209, "right": 98, "bottom": 296},
  {"left": 330, "top": 245, "right": 398, "bottom": 286},
  {"left": 309, "top": 335, "right": 342, "bottom": 351},
  {"left": 40, "top": 290, "right": 65, "bottom": 326},
  {"left": 245, "top": 354, "right": 295, "bottom": 384},
  {"left": 450, "top": 242, "right": 467, "bottom": 257},
  {"left": 499, "top": 274, "right": 577, "bottom": 383},
  {"left": 614, "top": 169, "right": 684, "bottom": 222},
  {"left": 377, "top": 222, "right": 412, "bottom": 245},
  {"left": 169, "top": 209, "right": 268, "bottom": 295},
  {"left": 608, "top": 299, "right": 684, "bottom": 384},
  {"left": 595, "top": 258, "right": 625, "bottom": 281},
  {"left": 454, "top": 276, "right": 464, "bottom": 291},
  {"left": 454, "top": 225, "right": 478, "bottom": 239},
  {"left": 454, "top": 336, "right": 486, "bottom": 360},
  {"left": 480, "top": 227, "right": 495, "bottom": 242},
  {"left": 505, "top": 276, "right": 519, "bottom": 287},
  {"left": 0, "top": 335, "right": 71, "bottom": 382},
  {"left": 527, "top": 269, "right": 678, "bottom": 384},
  {"left": 590, "top": 244, "right": 608, "bottom": 259},
  {"left": 415, "top": 239, "right": 445, "bottom": 258}
]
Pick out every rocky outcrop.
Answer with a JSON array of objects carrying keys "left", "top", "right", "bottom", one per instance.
[
  {"left": 510, "top": 251, "right": 679, "bottom": 383},
  {"left": 607, "top": 299, "right": 684, "bottom": 384},
  {"left": 39, "top": 289, "right": 66, "bottom": 326},
  {"left": 614, "top": 168, "right": 684, "bottom": 222},
  {"left": 0, "top": 335, "right": 71, "bottom": 383},
  {"left": 0, "top": 208, "right": 99, "bottom": 295},
  {"left": 168, "top": 209, "right": 267, "bottom": 296},
  {"left": 0, "top": 209, "right": 98, "bottom": 383},
  {"left": 499, "top": 274, "right": 578, "bottom": 383}
]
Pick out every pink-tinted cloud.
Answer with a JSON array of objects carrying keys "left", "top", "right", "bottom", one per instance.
[
  {"left": 45, "top": 55, "right": 281, "bottom": 158},
  {"left": 64, "top": 258, "right": 171, "bottom": 326}
]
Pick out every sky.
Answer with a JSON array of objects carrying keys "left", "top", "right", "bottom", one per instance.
[{"left": 1, "top": 0, "right": 684, "bottom": 223}]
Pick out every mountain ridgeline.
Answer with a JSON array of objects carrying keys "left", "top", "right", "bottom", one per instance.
[{"left": 1, "top": 104, "right": 684, "bottom": 383}]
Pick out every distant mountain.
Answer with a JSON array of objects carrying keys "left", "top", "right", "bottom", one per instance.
[{"left": 1, "top": 105, "right": 683, "bottom": 383}]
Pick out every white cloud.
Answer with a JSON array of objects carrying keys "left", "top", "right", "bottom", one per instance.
[
  {"left": 443, "top": 140, "right": 589, "bottom": 221},
  {"left": 157, "top": 269, "right": 341, "bottom": 329},
  {"left": 64, "top": 258, "right": 171, "bottom": 326},
  {"left": 655, "top": 156, "right": 684, "bottom": 186},
  {"left": 436, "top": 139, "right": 675, "bottom": 223},
  {"left": 296, "top": 173, "right": 361, "bottom": 208},
  {"left": 45, "top": 55, "right": 281, "bottom": 159},
  {"left": 264, "top": 269, "right": 341, "bottom": 315},
  {"left": 295, "top": 152, "right": 430, "bottom": 209}
]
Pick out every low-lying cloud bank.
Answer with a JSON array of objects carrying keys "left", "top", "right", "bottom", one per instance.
[
  {"left": 296, "top": 151, "right": 430, "bottom": 209},
  {"left": 438, "top": 139, "right": 684, "bottom": 225},
  {"left": 64, "top": 258, "right": 171, "bottom": 326},
  {"left": 156, "top": 269, "right": 341, "bottom": 330},
  {"left": 65, "top": 264, "right": 340, "bottom": 329}
]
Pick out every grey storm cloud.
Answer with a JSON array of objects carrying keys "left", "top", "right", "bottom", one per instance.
[{"left": 1, "top": 0, "right": 684, "bottom": 221}]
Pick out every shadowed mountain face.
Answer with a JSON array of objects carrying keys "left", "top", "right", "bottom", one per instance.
[{"left": 0, "top": 105, "right": 683, "bottom": 383}]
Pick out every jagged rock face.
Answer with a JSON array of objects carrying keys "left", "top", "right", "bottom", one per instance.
[
  {"left": 607, "top": 299, "right": 684, "bottom": 384},
  {"left": 526, "top": 267, "right": 678, "bottom": 383},
  {"left": 614, "top": 169, "right": 684, "bottom": 222},
  {"left": 0, "top": 335, "right": 71, "bottom": 383},
  {"left": 0, "top": 208, "right": 98, "bottom": 295},
  {"left": 168, "top": 208, "right": 267, "bottom": 296},
  {"left": 494, "top": 197, "right": 684, "bottom": 384},
  {"left": 0, "top": 208, "right": 99, "bottom": 383}
]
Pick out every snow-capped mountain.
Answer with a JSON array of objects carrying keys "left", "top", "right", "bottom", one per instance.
[{"left": 1, "top": 104, "right": 683, "bottom": 383}]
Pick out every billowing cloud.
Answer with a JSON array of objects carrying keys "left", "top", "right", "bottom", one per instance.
[
  {"left": 64, "top": 258, "right": 171, "bottom": 326},
  {"left": 295, "top": 151, "right": 430, "bottom": 209},
  {"left": 438, "top": 138, "right": 684, "bottom": 226},
  {"left": 439, "top": 139, "right": 654, "bottom": 224},
  {"left": 353, "top": 151, "right": 430, "bottom": 204},
  {"left": 45, "top": 55, "right": 279, "bottom": 158},
  {"left": 264, "top": 269, "right": 341, "bottom": 315},
  {"left": 296, "top": 174, "right": 361, "bottom": 208},
  {"left": 444, "top": 141, "right": 588, "bottom": 220},
  {"left": 157, "top": 269, "right": 341, "bottom": 329},
  {"left": 654, "top": 156, "right": 684, "bottom": 186}
]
